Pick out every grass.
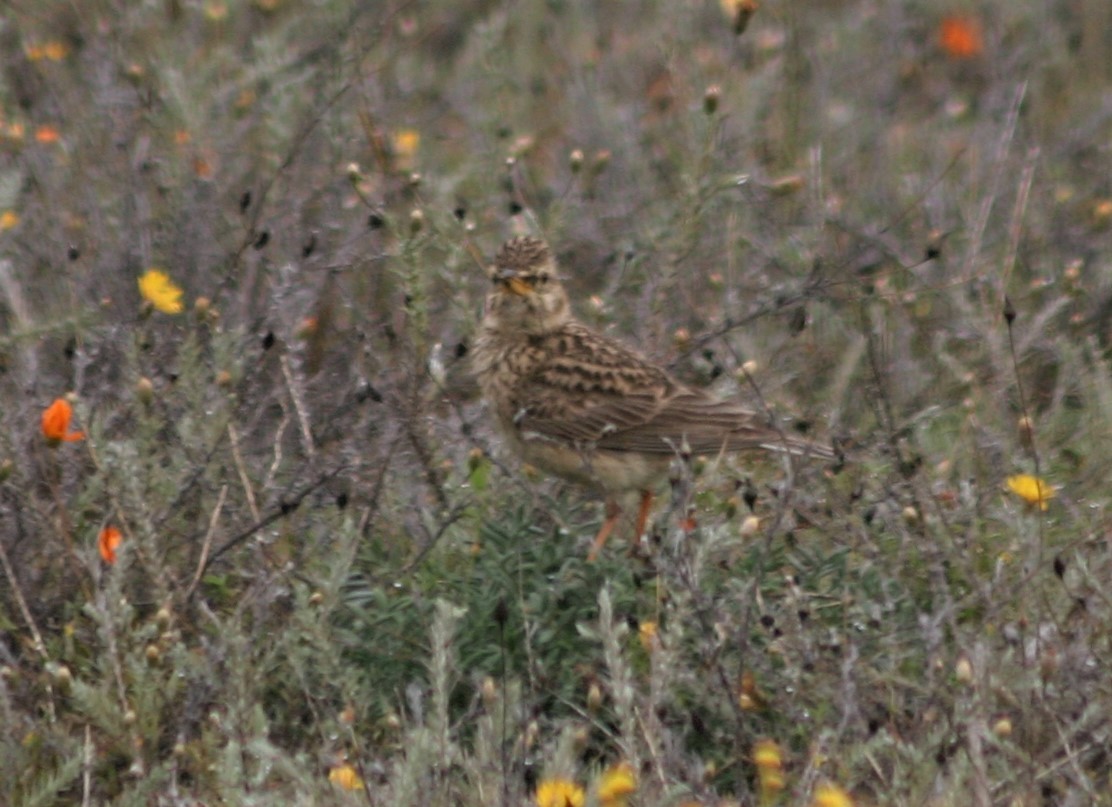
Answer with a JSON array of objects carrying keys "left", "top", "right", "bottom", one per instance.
[{"left": 2, "top": 0, "right": 1112, "bottom": 804}]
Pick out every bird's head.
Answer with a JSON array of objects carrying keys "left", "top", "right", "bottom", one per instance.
[{"left": 483, "top": 236, "right": 570, "bottom": 335}]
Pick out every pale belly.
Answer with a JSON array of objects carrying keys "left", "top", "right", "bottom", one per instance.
[{"left": 509, "top": 431, "right": 670, "bottom": 494}]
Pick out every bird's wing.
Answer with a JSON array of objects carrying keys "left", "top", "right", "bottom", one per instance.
[
  {"left": 515, "top": 324, "right": 834, "bottom": 459},
  {"left": 511, "top": 324, "right": 677, "bottom": 446}
]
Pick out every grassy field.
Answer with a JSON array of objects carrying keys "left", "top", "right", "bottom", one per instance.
[{"left": 2, "top": 1, "right": 1112, "bottom": 804}]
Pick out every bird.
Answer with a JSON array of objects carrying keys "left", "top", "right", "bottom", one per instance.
[{"left": 471, "top": 235, "right": 836, "bottom": 560}]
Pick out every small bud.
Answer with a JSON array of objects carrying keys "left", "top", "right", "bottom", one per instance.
[
  {"left": 571, "top": 724, "right": 590, "bottom": 750},
  {"left": 409, "top": 208, "right": 424, "bottom": 234},
  {"left": 481, "top": 676, "right": 498, "bottom": 707},
  {"left": 145, "top": 644, "right": 161, "bottom": 666},
  {"left": 954, "top": 656, "right": 973, "bottom": 684},
  {"left": 194, "top": 296, "right": 211, "bottom": 318},
  {"left": 215, "top": 370, "right": 233, "bottom": 388},
  {"left": 740, "top": 514, "right": 761, "bottom": 537},
  {"left": 340, "top": 705, "right": 356, "bottom": 725},
  {"left": 50, "top": 663, "right": 73, "bottom": 693},
  {"left": 155, "top": 606, "right": 172, "bottom": 630},
  {"left": 725, "top": 495, "right": 741, "bottom": 519},
  {"left": 569, "top": 148, "right": 585, "bottom": 172},
  {"left": 135, "top": 377, "right": 154, "bottom": 405},
  {"left": 308, "top": 591, "right": 324, "bottom": 607},
  {"left": 467, "top": 447, "right": 484, "bottom": 472},
  {"left": 296, "top": 317, "right": 318, "bottom": 339},
  {"left": 902, "top": 506, "right": 919, "bottom": 524},
  {"left": 1003, "top": 295, "right": 1016, "bottom": 324},
  {"left": 587, "top": 681, "right": 603, "bottom": 713},
  {"left": 769, "top": 174, "right": 805, "bottom": 195},
  {"left": 673, "top": 327, "right": 691, "bottom": 347},
  {"left": 383, "top": 712, "right": 402, "bottom": 731},
  {"left": 524, "top": 720, "right": 539, "bottom": 750},
  {"left": 1017, "top": 415, "right": 1034, "bottom": 447},
  {"left": 407, "top": 172, "right": 422, "bottom": 188},
  {"left": 992, "top": 717, "right": 1012, "bottom": 738},
  {"left": 123, "top": 709, "right": 137, "bottom": 726},
  {"left": 703, "top": 84, "right": 721, "bottom": 115},
  {"left": 0, "top": 458, "right": 13, "bottom": 483},
  {"left": 591, "top": 149, "right": 611, "bottom": 174},
  {"left": 346, "top": 162, "right": 362, "bottom": 182}
]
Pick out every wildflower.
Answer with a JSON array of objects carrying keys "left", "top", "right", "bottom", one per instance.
[
  {"left": 753, "top": 739, "right": 785, "bottom": 804},
  {"left": 42, "top": 41, "right": 69, "bottom": 61},
  {"left": 638, "top": 620, "right": 659, "bottom": 652},
  {"left": 597, "top": 762, "right": 636, "bottom": 806},
  {"left": 34, "top": 125, "right": 60, "bottom": 144},
  {"left": 98, "top": 526, "right": 122, "bottom": 565},
  {"left": 391, "top": 129, "right": 420, "bottom": 170},
  {"left": 25, "top": 41, "right": 69, "bottom": 61},
  {"left": 41, "top": 398, "right": 85, "bottom": 444},
  {"left": 939, "top": 15, "right": 983, "bottom": 59},
  {"left": 812, "top": 782, "right": 854, "bottom": 807},
  {"left": 138, "top": 269, "right": 184, "bottom": 314},
  {"left": 0, "top": 211, "right": 18, "bottom": 230},
  {"left": 535, "top": 778, "right": 585, "bottom": 807},
  {"left": 328, "top": 763, "right": 364, "bottom": 791},
  {"left": 1006, "top": 474, "right": 1055, "bottom": 511}
]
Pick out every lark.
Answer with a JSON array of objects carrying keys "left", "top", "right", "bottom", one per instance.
[{"left": 472, "top": 236, "right": 835, "bottom": 559}]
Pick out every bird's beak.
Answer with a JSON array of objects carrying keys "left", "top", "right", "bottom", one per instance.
[{"left": 495, "top": 270, "right": 531, "bottom": 296}]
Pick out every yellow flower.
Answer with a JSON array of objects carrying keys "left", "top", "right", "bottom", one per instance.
[
  {"left": 638, "top": 620, "right": 658, "bottom": 652},
  {"left": 753, "top": 739, "right": 785, "bottom": 804},
  {"left": 138, "top": 269, "right": 184, "bottom": 314},
  {"left": 535, "top": 778, "right": 585, "bottom": 807},
  {"left": 812, "top": 782, "right": 854, "bottom": 807},
  {"left": 391, "top": 129, "right": 420, "bottom": 170},
  {"left": 43, "top": 41, "right": 69, "bottom": 61},
  {"left": 597, "top": 762, "right": 636, "bottom": 806},
  {"left": 328, "top": 763, "right": 364, "bottom": 791},
  {"left": 1006, "top": 474, "right": 1055, "bottom": 511}
]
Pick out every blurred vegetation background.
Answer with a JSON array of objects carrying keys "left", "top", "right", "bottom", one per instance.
[{"left": 2, "top": 0, "right": 1112, "bottom": 804}]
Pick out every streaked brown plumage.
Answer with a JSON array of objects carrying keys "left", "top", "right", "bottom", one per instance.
[{"left": 472, "top": 236, "right": 834, "bottom": 558}]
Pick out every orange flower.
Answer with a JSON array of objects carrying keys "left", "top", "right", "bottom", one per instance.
[
  {"left": 34, "top": 125, "right": 61, "bottom": 144},
  {"left": 98, "top": 526, "right": 122, "bottom": 564},
  {"left": 41, "top": 398, "right": 85, "bottom": 444},
  {"left": 939, "top": 15, "right": 983, "bottom": 59}
]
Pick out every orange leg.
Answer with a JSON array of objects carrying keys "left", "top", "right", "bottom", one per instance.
[
  {"left": 588, "top": 491, "right": 655, "bottom": 561},
  {"left": 632, "top": 489, "right": 654, "bottom": 548},
  {"left": 587, "top": 499, "right": 622, "bottom": 562}
]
